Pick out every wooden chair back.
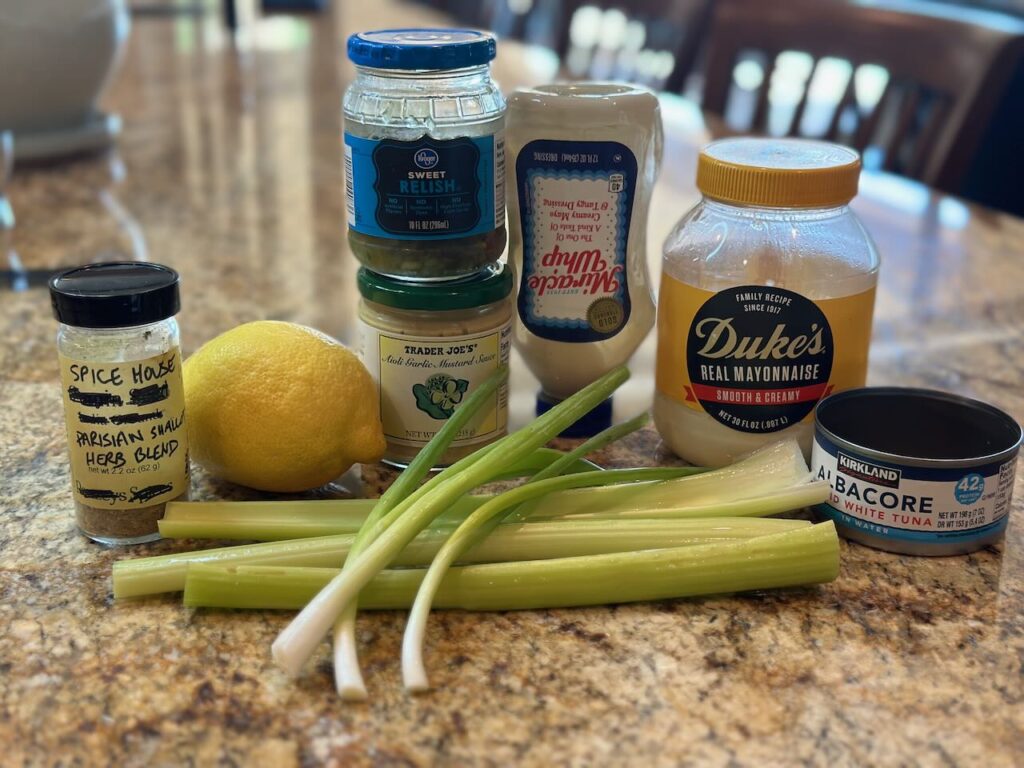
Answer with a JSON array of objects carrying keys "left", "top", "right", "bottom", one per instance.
[
  {"left": 701, "top": 0, "right": 1024, "bottom": 190},
  {"left": 489, "top": 0, "right": 712, "bottom": 93}
]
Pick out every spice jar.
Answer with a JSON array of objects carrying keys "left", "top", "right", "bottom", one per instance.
[
  {"left": 50, "top": 262, "right": 189, "bottom": 544},
  {"left": 344, "top": 29, "right": 506, "bottom": 280},
  {"left": 654, "top": 138, "right": 880, "bottom": 467},
  {"left": 357, "top": 264, "right": 512, "bottom": 467}
]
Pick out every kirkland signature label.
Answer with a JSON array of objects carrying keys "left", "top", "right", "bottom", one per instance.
[{"left": 812, "top": 435, "right": 1016, "bottom": 543}]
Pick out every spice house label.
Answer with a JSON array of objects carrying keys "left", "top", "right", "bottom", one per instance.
[
  {"left": 516, "top": 139, "right": 637, "bottom": 343},
  {"left": 59, "top": 348, "right": 188, "bottom": 509}
]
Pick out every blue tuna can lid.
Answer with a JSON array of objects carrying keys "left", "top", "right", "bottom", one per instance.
[{"left": 347, "top": 29, "right": 497, "bottom": 70}]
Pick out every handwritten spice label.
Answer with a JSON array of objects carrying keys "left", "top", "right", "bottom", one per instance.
[
  {"left": 59, "top": 348, "right": 189, "bottom": 509},
  {"left": 515, "top": 139, "right": 637, "bottom": 342},
  {"left": 359, "top": 321, "right": 511, "bottom": 448}
]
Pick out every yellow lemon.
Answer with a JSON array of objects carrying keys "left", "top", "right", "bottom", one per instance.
[{"left": 184, "top": 321, "right": 385, "bottom": 492}]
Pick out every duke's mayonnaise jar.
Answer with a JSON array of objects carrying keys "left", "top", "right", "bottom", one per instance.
[{"left": 654, "top": 138, "right": 879, "bottom": 466}]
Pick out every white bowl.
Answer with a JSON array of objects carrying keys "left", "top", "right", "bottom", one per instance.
[{"left": 0, "top": 0, "right": 130, "bottom": 134}]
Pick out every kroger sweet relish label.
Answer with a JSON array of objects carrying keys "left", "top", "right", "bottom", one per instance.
[
  {"left": 656, "top": 280, "right": 876, "bottom": 433},
  {"left": 514, "top": 139, "right": 637, "bottom": 342},
  {"left": 345, "top": 132, "right": 504, "bottom": 240}
]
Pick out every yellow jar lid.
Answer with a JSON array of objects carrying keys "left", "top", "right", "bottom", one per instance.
[{"left": 697, "top": 138, "right": 861, "bottom": 208}]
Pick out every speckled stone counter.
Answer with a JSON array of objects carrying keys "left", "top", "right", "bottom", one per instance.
[{"left": 2, "top": 5, "right": 1023, "bottom": 767}]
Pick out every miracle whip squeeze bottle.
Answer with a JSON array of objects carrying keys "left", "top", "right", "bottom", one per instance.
[{"left": 506, "top": 84, "right": 662, "bottom": 434}]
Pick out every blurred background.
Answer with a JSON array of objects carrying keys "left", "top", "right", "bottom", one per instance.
[
  {"left": 439, "top": 0, "right": 1024, "bottom": 212},
  {"left": 1, "top": 0, "right": 1022, "bottom": 302}
]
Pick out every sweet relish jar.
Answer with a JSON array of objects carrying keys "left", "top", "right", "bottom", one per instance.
[{"left": 344, "top": 29, "right": 506, "bottom": 280}]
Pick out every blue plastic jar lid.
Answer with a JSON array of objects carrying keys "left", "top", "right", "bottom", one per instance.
[{"left": 347, "top": 29, "right": 497, "bottom": 71}]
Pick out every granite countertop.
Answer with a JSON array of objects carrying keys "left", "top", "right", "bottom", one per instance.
[{"left": 2, "top": 5, "right": 1023, "bottom": 766}]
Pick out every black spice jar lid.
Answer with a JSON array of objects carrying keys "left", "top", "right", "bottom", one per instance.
[{"left": 49, "top": 262, "right": 181, "bottom": 329}]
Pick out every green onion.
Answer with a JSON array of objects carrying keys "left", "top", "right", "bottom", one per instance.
[
  {"left": 398, "top": 439, "right": 826, "bottom": 690},
  {"left": 447, "top": 411, "right": 660, "bottom": 573},
  {"left": 112, "top": 516, "right": 806, "bottom": 599},
  {"left": 527, "top": 412, "right": 650, "bottom": 480},
  {"left": 332, "top": 366, "right": 507, "bottom": 699},
  {"left": 397, "top": 410, "right": 655, "bottom": 689},
  {"left": 271, "top": 366, "right": 631, "bottom": 678},
  {"left": 184, "top": 521, "right": 840, "bottom": 611}
]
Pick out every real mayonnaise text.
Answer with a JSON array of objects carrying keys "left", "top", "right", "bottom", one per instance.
[{"left": 654, "top": 138, "right": 880, "bottom": 466}]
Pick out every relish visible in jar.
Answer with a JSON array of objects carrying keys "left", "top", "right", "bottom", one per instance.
[
  {"left": 344, "top": 29, "right": 506, "bottom": 281},
  {"left": 654, "top": 138, "right": 880, "bottom": 467},
  {"left": 357, "top": 265, "right": 512, "bottom": 467}
]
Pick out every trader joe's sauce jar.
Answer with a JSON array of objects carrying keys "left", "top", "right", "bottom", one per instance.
[
  {"left": 357, "top": 265, "right": 512, "bottom": 467},
  {"left": 655, "top": 139, "right": 879, "bottom": 466}
]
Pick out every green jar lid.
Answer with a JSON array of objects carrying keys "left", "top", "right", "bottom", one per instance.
[{"left": 357, "top": 264, "right": 512, "bottom": 311}]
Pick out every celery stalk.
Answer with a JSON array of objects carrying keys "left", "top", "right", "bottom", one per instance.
[
  {"left": 464, "top": 517, "right": 811, "bottom": 561},
  {"left": 546, "top": 481, "right": 830, "bottom": 520},
  {"left": 160, "top": 499, "right": 391, "bottom": 541},
  {"left": 399, "top": 439, "right": 821, "bottom": 690},
  {"left": 114, "top": 534, "right": 357, "bottom": 599},
  {"left": 112, "top": 516, "right": 807, "bottom": 599},
  {"left": 271, "top": 366, "right": 632, "bottom": 678},
  {"left": 159, "top": 448, "right": 600, "bottom": 541},
  {"left": 184, "top": 521, "right": 841, "bottom": 610},
  {"left": 516, "top": 440, "right": 808, "bottom": 520}
]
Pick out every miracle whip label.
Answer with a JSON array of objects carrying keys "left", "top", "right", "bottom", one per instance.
[
  {"left": 515, "top": 139, "right": 637, "bottom": 343},
  {"left": 656, "top": 279, "right": 876, "bottom": 433}
]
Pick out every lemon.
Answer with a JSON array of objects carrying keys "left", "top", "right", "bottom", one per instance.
[{"left": 184, "top": 321, "right": 385, "bottom": 492}]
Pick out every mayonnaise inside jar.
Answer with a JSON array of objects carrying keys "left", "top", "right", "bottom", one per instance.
[{"left": 654, "top": 138, "right": 879, "bottom": 467}]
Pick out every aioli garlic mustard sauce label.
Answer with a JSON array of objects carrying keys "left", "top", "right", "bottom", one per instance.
[
  {"left": 59, "top": 348, "right": 189, "bottom": 509},
  {"left": 656, "top": 277, "right": 875, "bottom": 433},
  {"left": 359, "top": 321, "right": 511, "bottom": 448}
]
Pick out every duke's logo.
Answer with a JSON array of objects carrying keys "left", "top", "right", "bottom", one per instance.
[
  {"left": 684, "top": 285, "right": 834, "bottom": 433},
  {"left": 414, "top": 148, "right": 439, "bottom": 170}
]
